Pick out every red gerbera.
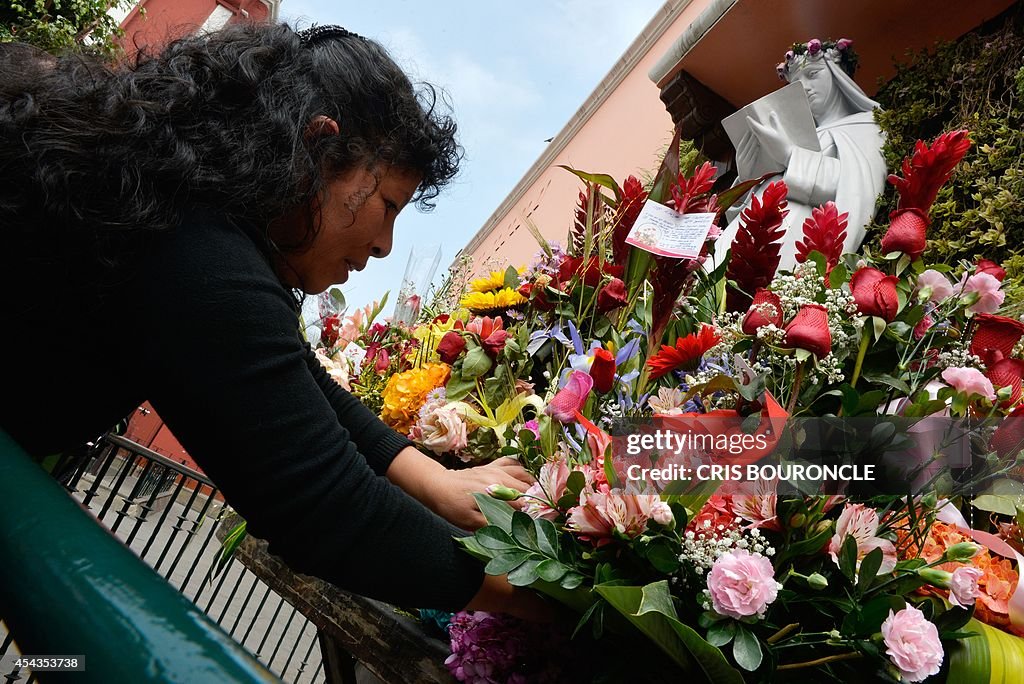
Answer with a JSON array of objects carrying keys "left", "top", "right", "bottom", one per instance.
[{"left": 646, "top": 325, "right": 721, "bottom": 380}]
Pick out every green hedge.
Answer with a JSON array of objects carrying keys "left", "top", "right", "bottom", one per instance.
[{"left": 870, "top": 4, "right": 1024, "bottom": 309}]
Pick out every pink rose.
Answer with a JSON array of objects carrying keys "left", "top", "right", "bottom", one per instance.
[
  {"left": 916, "top": 269, "right": 954, "bottom": 303},
  {"left": 961, "top": 272, "right": 1005, "bottom": 314},
  {"left": 417, "top": 406, "right": 468, "bottom": 456},
  {"left": 828, "top": 503, "right": 897, "bottom": 575},
  {"left": 941, "top": 366, "right": 996, "bottom": 401},
  {"left": 314, "top": 347, "right": 351, "bottom": 391},
  {"left": 836, "top": 38, "right": 853, "bottom": 51},
  {"left": 949, "top": 566, "right": 984, "bottom": 608},
  {"left": 806, "top": 39, "right": 822, "bottom": 55},
  {"left": 545, "top": 370, "right": 593, "bottom": 422},
  {"left": 706, "top": 549, "right": 781, "bottom": 620},
  {"left": 881, "top": 607, "right": 943, "bottom": 682}
]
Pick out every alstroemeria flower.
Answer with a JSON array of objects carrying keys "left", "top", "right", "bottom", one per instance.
[
  {"left": 566, "top": 484, "right": 672, "bottom": 543},
  {"left": 545, "top": 370, "right": 593, "bottom": 423},
  {"left": 941, "top": 366, "right": 996, "bottom": 401},
  {"left": 828, "top": 503, "right": 897, "bottom": 575},
  {"left": 850, "top": 267, "right": 899, "bottom": 322},
  {"left": 741, "top": 289, "right": 783, "bottom": 335},
  {"left": 523, "top": 457, "right": 573, "bottom": 521},
  {"left": 647, "top": 387, "right": 687, "bottom": 415},
  {"left": 783, "top": 304, "right": 832, "bottom": 358}
]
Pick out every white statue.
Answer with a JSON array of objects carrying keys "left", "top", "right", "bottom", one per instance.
[{"left": 715, "top": 39, "right": 887, "bottom": 272}]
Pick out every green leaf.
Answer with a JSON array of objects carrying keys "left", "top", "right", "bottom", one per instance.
[
  {"left": 829, "top": 261, "right": 849, "bottom": 289},
  {"left": 507, "top": 558, "right": 543, "bottom": 586},
  {"left": 485, "top": 551, "right": 531, "bottom": 575},
  {"left": 573, "top": 600, "right": 604, "bottom": 639},
  {"left": 445, "top": 370, "right": 476, "bottom": 402},
  {"left": 566, "top": 470, "right": 586, "bottom": 496},
  {"left": 535, "top": 517, "right": 561, "bottom": 558},
  {"left": 561, "top": 572, "right": 585, "bottom": 590},
  {"left": 716, "top": 171, "right": 777, "bottom": 211},
  {"left": 535, "top": 559, "right": 569, "bottom": 582},
  {"left": 462, "top": 346, "right": 493, "bottom": 378},
  {"left": 858, "top": 547, "right": 884, "bottom": 593},
  {"left": 644, "top": 537, "right": 682, "bottom": 574},
  {"left": 556, "top": 165, "right": 622, "bottom": 202},
  {"left": 872, "top": 316, "right": 887, "bottom": 341},
  {"left": 731, "top": 627, "right": 763, "bottom": 671},
  {"left": 503, "top": 265, "right": 520, "bottom": 289},
  {"left": 212, "top": 520, "right": 247, "bottom": 581},
  {"left": 706, "top": 620, "right": 736, "bottom": 647},
  {"left": 948, "top": 618, "right": 1024, "bottom": 683},
  {"left": 455, "top": 535, "right": 491, "bottom": 561},
  {"left": 511, "top": 511, "right": 540, "bottom": 550},
  {"left": 862, "top": 372, "right": 912, "bottom": 395},
  {"left": 596, "top": 581, "right": 743, "bottom": 683},
  {"left": 472, "top": 493, "right": 514, "bottom": 531},
  {"left": 475, "top": 526, "right": 516, "bottom": 551},
  {"left": 839, "top": 534, "right": 859, "bottom": 582},
  {"left": 328, "top": 287, "right": 346, "bottom": 311}
]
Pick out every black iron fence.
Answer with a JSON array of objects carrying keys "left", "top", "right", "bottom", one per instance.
[{"left": 1, "top": 434, "right": 324, "bottom": 683}]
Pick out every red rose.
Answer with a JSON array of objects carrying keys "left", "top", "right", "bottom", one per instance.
[
  {"left": 988, "top": 358, "right": 1024, "bottom": 406},
  {"left": 742, "top": 289, "right": 783, "bottom": 335},
  {"left": 596, "top": 278, "right": 628, "bottom": 314},
  {"left": 880, "top": 208, "right": 929, "bottom": 260},
  {"left": 991, "top": 405, "right": 1024, "bottom": 461},
  {"left": 970, "top": 314, "right": 1024, "bottom": 367},
  {"left": 589, "top": 348, "right": 616, "bottom": 394},
  {"left": 783, "top": 304, "right": 832, "bottom": 358},
  {"left": 976, "top": 259, "right": 1007, "bottom": 282},
  {"left": 850, "top": 266, "right": 900, "bottom": 322},
  {"left": 481, "top": 329, "right": 510, "bottom": 358},
  {"left": 436, "top": 331, "right": 467, "bottom": 364},
  {"left": 322, "top": 314, "right": 342, "bottom": 348}
]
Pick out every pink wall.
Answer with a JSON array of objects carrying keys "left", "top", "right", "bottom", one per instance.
[
  {"left": 461, "top": 1, "right": 711, "bottom": 275},
  {"left": 119, "top": 0, "right": 271, "bottom": 56}
]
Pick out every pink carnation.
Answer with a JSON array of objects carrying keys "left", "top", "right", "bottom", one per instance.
[
  {"left": 706, "top": 549, "right": 781, "bottom": 620},
  {"left": 949, "top": 566, "right": 984, "bottom": 608},
  {"left": 881, "top": 607, "right": 943, "bottom": 682},
  {"left": 961, "top": 272, "right": 1005, "bottom": 314},
  {"left": 828, "top": 503, "right": 897, "bottom": 575},
  {"left": 916, "top": 269, "right": 954, "bottom": 303},
  {"left": 941, "top": 366, "right": 996, "bottom": 401}
]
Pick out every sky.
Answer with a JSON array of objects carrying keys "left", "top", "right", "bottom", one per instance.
[{"left": 280, "top": 0, "right": 667, "bottom": 324}]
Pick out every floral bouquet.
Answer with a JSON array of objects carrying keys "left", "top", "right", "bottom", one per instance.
[{"left": 327, "top": 130, "right": 1024, "bottom": 682}]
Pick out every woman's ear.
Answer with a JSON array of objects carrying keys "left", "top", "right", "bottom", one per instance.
[{"left": 305, "top": 115, "right": 340, "bottom": 140}]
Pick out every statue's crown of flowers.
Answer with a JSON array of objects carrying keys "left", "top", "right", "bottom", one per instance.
[{"left": 776, "top": 38, "right": 859, "bottom": 81}]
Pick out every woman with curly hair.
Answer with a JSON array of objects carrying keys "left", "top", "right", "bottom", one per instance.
[{"left": 0, "top": 23, "right": 542, "bottom": 617}]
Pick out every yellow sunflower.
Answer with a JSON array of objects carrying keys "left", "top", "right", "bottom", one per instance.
[
  {"left": 459, "top": 287, "right": 527, "bottom": 313},
  {"left": 469, "top": 270, "right": 508, "bottom": 293}
]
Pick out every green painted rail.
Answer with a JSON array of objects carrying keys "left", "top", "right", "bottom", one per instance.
[{"left": 0, "top": 430, "right": 281, "bottom": 683}]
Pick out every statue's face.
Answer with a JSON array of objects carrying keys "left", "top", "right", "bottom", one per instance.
[{"left": 790, "top": 60, "right": 833, "bottom": 121}]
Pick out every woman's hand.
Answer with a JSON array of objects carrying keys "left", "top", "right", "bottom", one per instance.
[
  {"left": 466, "top": 573, "right": 555, "bottom": 622},
  {"left": 386, "top": 447, "right": 535, "bottom": 530},
  {"left": 747, "top": 112, "right": 795, "bottom": 168},
  {"left": 427, "top": 457, "right": 536, "bottom": 530}
]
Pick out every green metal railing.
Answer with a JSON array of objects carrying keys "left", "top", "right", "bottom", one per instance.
[{"left": 0, "top": 430, "right": 281, "bottom": 683}]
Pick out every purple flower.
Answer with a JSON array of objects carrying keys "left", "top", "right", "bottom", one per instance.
[{"left": 807, "top": 39, "right": 822, "bottom": 55}]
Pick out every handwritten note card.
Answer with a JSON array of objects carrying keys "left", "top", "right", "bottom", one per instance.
[{"left": 624, "top": 201, "right": 716, "bottom": 259}]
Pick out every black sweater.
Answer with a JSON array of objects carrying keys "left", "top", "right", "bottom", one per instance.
[{"left": 0, "top": 213, "right": 484, "bottom": 609}]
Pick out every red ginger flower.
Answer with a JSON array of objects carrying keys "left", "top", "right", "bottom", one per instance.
[
  {"left": 850, "top": 266, "right": 900, "bottom": 322},
  {"left": 589, "top": 348, "right": 616, "bottom": 394},
  {"left": 795, "top": 202, "right": 848, "bottom": 275},
  {"left": 784, "top": 304, "right": 832, "bottom": 358},
  {"left": 970, "top": 314, "right": 1024, "bottom": 367},
  {"left": 726, "top": 181, "right": 789, "bottom": 312},
  {"left": 647, "top": 325, "right": 720, "bottom": 380},
  {"left": 988, "top": 358, "right": 1024, "bottom": 406},
  {"left": 557, "top": 256, "right": 624, "bottom": 288},
  {"left": 742, "top": 289, "right": 783, "bottom": 335},
  {"left": 882, "top": 130, "right": 972, "bottom": 260},
  {"left": 612, "top": 175, "right": 647, "bottom": 267},
  {"left": 670, "top": 162, "right": 718, "bottom": 214}
]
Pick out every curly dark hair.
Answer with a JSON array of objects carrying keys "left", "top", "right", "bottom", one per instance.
[{"left": 0, "top": 22, "right": 461, "bottom": 280}]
